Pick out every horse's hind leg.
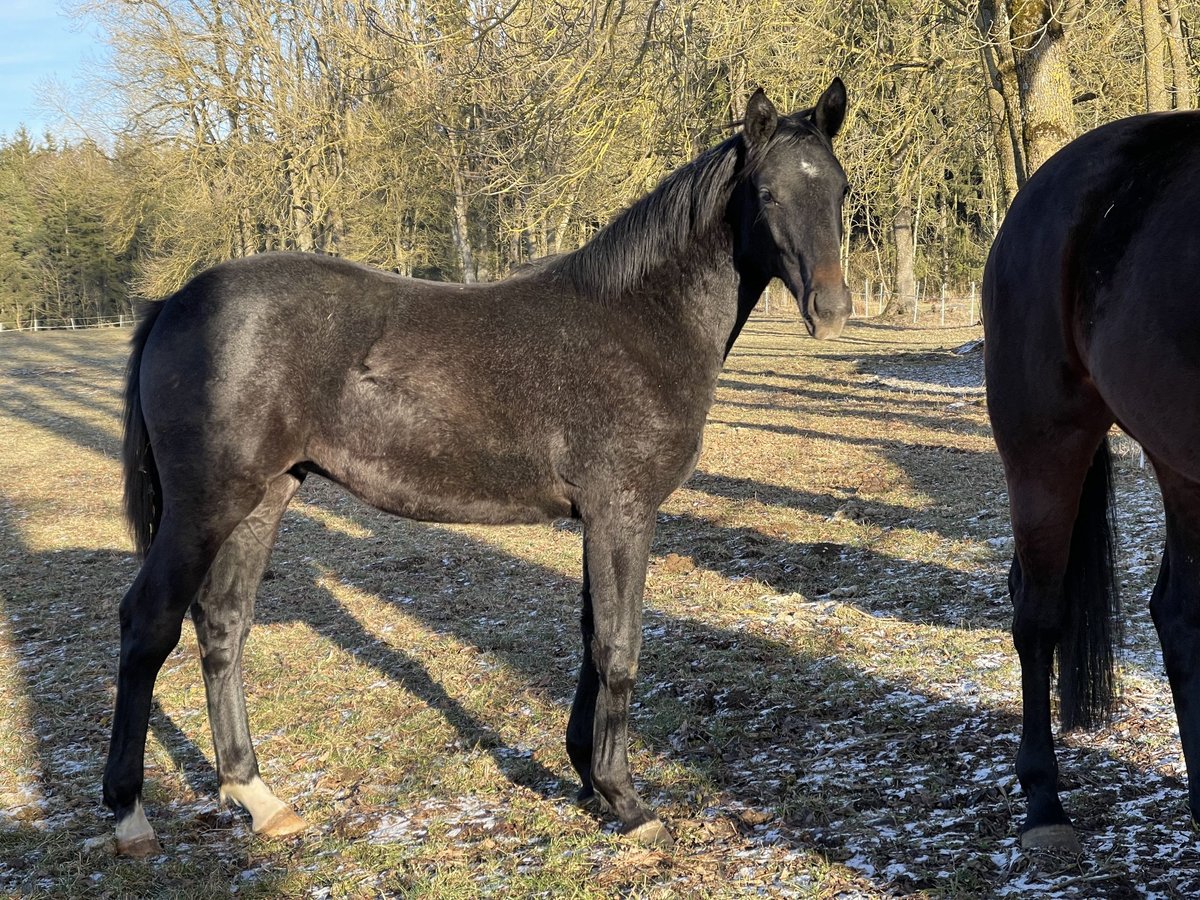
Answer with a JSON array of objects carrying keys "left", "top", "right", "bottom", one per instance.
[
  {"left": 1001, "top": 426, "right": 1114, "bottom": 853},
  {"left": 575, "top": 503, "right": 672, "bottom": 848},
  {"left": 191, "top": 472, "right": 305, "bottom": 837},
  {"left": 1147, "top": 462, "right": 1200, "bottom": 825},
  {"left": 104, "top": 490, "right": 263, "bottom": 856}
]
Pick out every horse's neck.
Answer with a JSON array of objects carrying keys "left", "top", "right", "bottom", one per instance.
[
  {"left": 724, "top": 271, "right": 771, "bottom": 359},
  {"left": 627, "top": 227, "right": 744, "bottom": 357}
]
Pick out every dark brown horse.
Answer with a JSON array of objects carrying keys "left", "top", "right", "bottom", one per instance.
[
  {"left": 984, "top": 111, "right": 1200, "bottom": 852},
  {"left": 104, "top": 82, "right": 851, "bottom": 856}
]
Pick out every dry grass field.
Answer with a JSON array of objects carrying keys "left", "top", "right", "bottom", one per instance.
[{"left": 0, "top": 310, "right": 1194, "bottom": 898}]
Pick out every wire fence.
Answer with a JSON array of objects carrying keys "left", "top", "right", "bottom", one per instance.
[
  {"left": 5, "top": 283, "right": 982, "bottom": 334},
  {"left": 758, "top": 280, "right": 981, "bottom": 327},
  {"left": 0, "top": 314, "right": 132, "bottom": 334},
  {"left": 849, "top": 280, "right": 981, "bottom": 327}
]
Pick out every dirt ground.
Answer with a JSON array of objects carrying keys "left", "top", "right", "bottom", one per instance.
[{"left": 0, "top": 311, "right": 1193, "bottom": 898}]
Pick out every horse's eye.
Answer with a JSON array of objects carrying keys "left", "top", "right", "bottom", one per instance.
[{"left": 759, "top": 188, "right": 775, "bottom": 205}]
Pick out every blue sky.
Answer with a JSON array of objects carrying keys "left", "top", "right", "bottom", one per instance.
[{"left": 0, "top": 2, "right": 107, "bottom": 140}]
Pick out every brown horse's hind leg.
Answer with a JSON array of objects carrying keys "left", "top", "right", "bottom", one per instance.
[
  {"left": 191, "top": 472, "right": 306, "bottom": 839},
  {"left": 103, "top": 490, "right": 263, "bottom": 857},
  {"left": 1148, "top": 461, "right": 1200, "bottom": 826},
  {"left": 1001, "top": 425, "right": 1112, "bottom": 853},
  {"left": 576, "top": 502, "right": 672, "bottom": 849}
]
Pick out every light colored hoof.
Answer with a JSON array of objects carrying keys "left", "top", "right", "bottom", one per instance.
[
  {"left": 116, "top": 833, "right": 163, "bottom": 858},
  {"left": 256, "top": 805, "right": 309, "bottom": 838},
  {"left": 114, "top": 800, "right": 158, "bottom": 858},
  {"left": 623, "top": 819, "right": 675, "bottom": 850},
  {"left": 221, "top": 776, "right": 305, "bottom": 837},
  {"left": 1022, "top": 824, "right": 1082, "bottom": 854}
]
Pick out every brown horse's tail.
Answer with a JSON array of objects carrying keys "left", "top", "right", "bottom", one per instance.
[
  {"left": 1058, "top": 438, "right": 1122, "bottom": 730},
  {"left": 122, "top": 302, "right": 165, "bottom": 559}
]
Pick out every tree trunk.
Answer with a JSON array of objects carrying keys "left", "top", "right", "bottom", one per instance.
[
  {"left": 892, "top": 201, "right": 917, "bottom": 316},
  {"left": 979, "top": 0, "right": 1027, "bottom": 192},
  {"left": 1140, "top": 0, "right": 1171, "bottom": 111},
  {"left": 450, "top": 162, "right": 476, "bottom": 283},
  {"left": 985, "top": 87, "right": 1021, "bottom": 207},
  {"left": 1165, "top": 0, "right": 1193, "bottom": 108},
  {"left": 1009, "top": 0, "right": 1080, "bottom": 175}
]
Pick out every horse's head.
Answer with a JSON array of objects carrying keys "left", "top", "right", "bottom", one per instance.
[{"left": 731, "top": 80, "right": 851, "bottom": 340}]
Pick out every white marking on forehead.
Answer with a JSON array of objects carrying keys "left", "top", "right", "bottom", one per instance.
[{"left": 797, "top": 160, "right": 819, "bottom": 177}]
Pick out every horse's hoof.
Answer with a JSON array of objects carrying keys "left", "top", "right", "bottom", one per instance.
[
  {"left": 1021, "top": 824, "right": 1081, "bottom": 854},
  {"left": 116, "top": 834, "right": 163, "bottom": 858},
  {"left": 114, "top": 801, "right": 159, "bottom": 858},
  {"left": 256, "top": 805, "right": 309, "bottom": 838},
  {"left": 623, "top": 819, "right": 674, "bottom": 850}
]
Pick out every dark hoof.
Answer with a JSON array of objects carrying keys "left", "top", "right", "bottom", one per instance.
[
  {"left": 1021, "top": 824, "right": 1081, "bottom": 854},
  {"left": 623, "top": 819, "right": 674, "bottom": 850},
  {"left": 116, "top": 834, "right": 163, "bottom": 858}
]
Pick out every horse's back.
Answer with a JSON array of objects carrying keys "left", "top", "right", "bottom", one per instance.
[{"left": 135, "top": 252, "right": 706, "bottom": 523}]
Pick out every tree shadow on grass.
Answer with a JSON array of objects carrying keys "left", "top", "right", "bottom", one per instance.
[
  {"left": 248, "top": 490, "right": 1196, "bottom": 897},
  {"left": 2, "top": 327, "right": 1194, "bottom": 897},
  {"left": 3, "top": 475, "right": 1197, "bottom": 897}
]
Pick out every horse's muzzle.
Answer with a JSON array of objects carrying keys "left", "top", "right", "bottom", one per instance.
[{"left": 804, "top": 286, "right": 851, "bottom": 340}]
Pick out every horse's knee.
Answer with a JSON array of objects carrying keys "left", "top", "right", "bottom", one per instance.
[
  {"left": 1007, "top": 557, "right": 1022, "bottom": 602},
  {"left": 591, "top": 637, "right": 639, "bottom": 686},
  {"left": 1011, "top": 605, "right": 1059, "bottom": 657},
  {"left": 1157, "top": 619, "right": 1200, "bottom": 683},
  {"left": 194, "top": 609, "right": 249, "bottom": 663},
  {"left": 120, "top": 610, "right": 185, "bottom": 670}
]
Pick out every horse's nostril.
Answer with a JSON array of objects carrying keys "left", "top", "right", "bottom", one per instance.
[
  {"left": 811, "top": 291, "right": 833, "bottom": 318},
  {"left": 811, "top": 286, "right": 851, "bottom": 320}
]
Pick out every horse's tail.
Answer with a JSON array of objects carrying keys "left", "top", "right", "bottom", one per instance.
[
  {"left": 122, "top": 302, "right": 165, "bottom": 559},
  {"left": 1058, "top": 437, "right": 1122, "bottom": 730}
]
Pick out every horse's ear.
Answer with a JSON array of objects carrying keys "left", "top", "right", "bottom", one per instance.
[
  {"left": 814, "top": 78, "right": 847, "bottom": 139},
  {"left": 743, "top": 88, "right": 778, "bottom": 149}
]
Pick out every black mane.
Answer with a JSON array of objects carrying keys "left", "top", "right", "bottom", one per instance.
[{"left": 547, "top": 113, "right": 824, "bottom": 302}]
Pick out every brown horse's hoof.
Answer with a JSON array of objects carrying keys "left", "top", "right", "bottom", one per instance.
[
  {"left": 1021, "top": 824, "right": 1081, "bottom": 854},
  {"left": 256, "top": 806, "right": 309, "bottom": 838},
  {"left": 116, "top": 834, "right": 163, "bottom": 858},
  {"left": 623, "top": 819, "right": 675, "bottom": 850}
]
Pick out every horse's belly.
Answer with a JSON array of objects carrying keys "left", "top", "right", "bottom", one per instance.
[{"left": 308, "top": 439, "right": 574, "bottom": 525}]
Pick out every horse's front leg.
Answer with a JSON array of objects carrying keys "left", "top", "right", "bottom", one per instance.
[
  {"left": 576, "top": 501, "right": 672, "bottom": 848},
  {"left": 565, "top": 553, "right": 600, "bottom": 804}
]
